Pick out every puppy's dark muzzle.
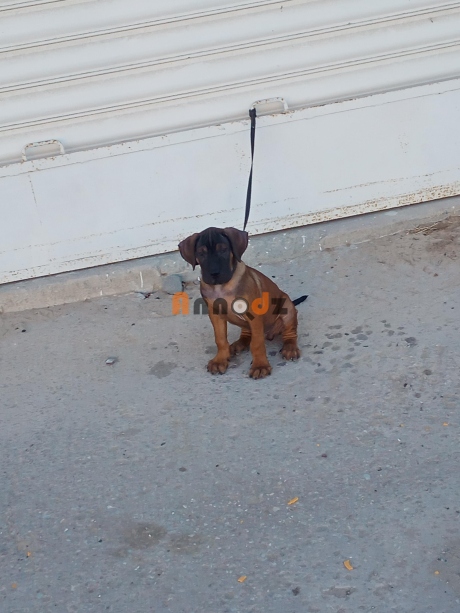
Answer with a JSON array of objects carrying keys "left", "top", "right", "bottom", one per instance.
[
  {"left": 209, "top": 273, "right": 224, "bottom": 285},
  {"left": 205, "top": 270, "right": 233, "bottom": 285}
]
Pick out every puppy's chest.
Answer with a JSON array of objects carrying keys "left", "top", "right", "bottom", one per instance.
[
  {"left": 201, "top": 285, "right": 238, "bottom": 310},
  {"left": 200, "top": 284, "right": 246, "bottom": 323},
  {"left": 201, "top": 285, "right": 233, "bottom": 301}
]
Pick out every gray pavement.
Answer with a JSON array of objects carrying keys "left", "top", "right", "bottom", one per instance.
[{"left": 1, "top": 215, "right": 460, "bottom": 613}]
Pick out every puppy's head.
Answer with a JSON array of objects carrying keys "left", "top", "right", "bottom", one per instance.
[{"left": 178, "top": 227, "right": 248, "bottom": 285}]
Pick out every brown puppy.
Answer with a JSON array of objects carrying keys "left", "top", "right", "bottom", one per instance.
[{"left": 178, "top": 227, "right": 304, "bottom": 379}]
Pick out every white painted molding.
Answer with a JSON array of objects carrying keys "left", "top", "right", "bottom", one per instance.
[{"left": 1, "top": 0, "right": 460, "bottom": 164}]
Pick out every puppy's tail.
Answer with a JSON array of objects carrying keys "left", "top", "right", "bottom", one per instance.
[{"left": 292, "top": 295, "right": 308, "bottom": 306}]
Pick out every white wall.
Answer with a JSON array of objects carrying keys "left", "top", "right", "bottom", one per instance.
[
  {"left": 2, "top": 78, "right": 460, "bottom": 284},
  {"left": 1, "top": 0, "right": 460, "bottom": 283}
]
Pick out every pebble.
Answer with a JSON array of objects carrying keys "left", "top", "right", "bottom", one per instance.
[{"left": 162, "top": 274, "right": 183, "bottom": 295}]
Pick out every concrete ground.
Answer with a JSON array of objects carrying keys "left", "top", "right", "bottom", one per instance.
[{"left": 1, "top": 215, "right": 460, "bottom": 613}]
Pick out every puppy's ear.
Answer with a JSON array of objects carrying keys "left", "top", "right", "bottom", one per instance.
[
  {"left": 178, "top": 233, "right": 200, "bottom": 269},
  {"left": 222, "top": 228, "right": 248, "bottom": 261}
]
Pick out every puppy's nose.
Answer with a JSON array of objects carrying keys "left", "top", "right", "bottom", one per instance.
[{"left": 210, "top": 271, "right": 222, "bottom": 284}]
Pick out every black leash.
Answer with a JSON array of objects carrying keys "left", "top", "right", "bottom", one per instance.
[
  {"left": 243, "top": 107, "right": 257, "bottom": 232},
  {"left": 242, "top": 106, "right": 307, "bottom": 308}
]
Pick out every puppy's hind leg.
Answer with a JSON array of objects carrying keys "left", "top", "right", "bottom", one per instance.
[{"left": 230, "top": 327, "right": 251, "bottom": 356}]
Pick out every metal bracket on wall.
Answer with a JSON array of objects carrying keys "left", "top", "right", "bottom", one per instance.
[
  {"left": 22, "top": 140, "right": 65, "bottom": 162},
  {"left": 250, "top": 97, "right": 289, "bottom": 116}
]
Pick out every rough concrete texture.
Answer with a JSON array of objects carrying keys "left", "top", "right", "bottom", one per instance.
[
  {"left": 1, "top": 215, "right": 460, "bottom": 613},
  {"left": 1, "top": 196, "right": 458, "bottom": 313}
]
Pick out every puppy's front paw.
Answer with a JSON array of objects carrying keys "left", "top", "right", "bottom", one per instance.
[
  {"left": 207, "top": 357, "right": 229, "bottom": 375},
  {"left": 249, "top": 361, "right": 272, "bottom": 379},
  {"left": 281, "top": 342, "right": 301, "bottom": 361}
]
